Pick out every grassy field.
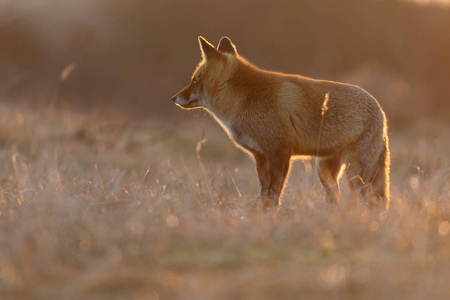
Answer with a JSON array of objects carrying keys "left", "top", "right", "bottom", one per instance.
[{"left": 0, "top": 104, "right": 449, "bottom": 299}]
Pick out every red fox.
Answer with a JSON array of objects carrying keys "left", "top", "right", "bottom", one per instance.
[{"left": 172, "top": 36, "right": 390, "bottom": 210}]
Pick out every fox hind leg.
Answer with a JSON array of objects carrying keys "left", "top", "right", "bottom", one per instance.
[
  {"left": 346, "top": 138, "right": 390, "bottom": 210},
  {"left": 317, "top": 156, "right": 342, "bottom": 203},
  {"left": 366, "top": 140, "right": 390, "bottom": 210}
]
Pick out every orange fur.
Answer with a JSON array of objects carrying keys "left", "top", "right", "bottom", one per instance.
[{"left": 173, "top": 36, "right": 390, "bottom": 210}]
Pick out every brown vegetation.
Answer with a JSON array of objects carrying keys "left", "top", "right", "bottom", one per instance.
[{"left": 0, "top": 105, "right": 448, "bottom": 299}]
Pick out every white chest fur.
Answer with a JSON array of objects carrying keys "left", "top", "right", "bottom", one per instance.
[{"left": 219, "top": 118, "right": 262, "bottom": 153}]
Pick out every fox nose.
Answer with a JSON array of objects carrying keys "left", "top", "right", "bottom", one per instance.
[{"left": 172, "top": 95, "right": 177, "bottom": 102}]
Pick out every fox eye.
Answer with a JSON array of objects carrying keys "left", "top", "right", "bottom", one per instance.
[{"left": 193, "top": 80, "right": 197, "bottom": 84}]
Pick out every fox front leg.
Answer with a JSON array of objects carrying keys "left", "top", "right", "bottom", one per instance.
[{"left": 254, "top": 152, "right": 291, "bottom": 208}]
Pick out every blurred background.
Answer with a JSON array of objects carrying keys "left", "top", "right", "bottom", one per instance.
[
  {"left": 1, "top": 3, "right": 449, "bottom": 298},
  {"left": 1, "top": 0, "right": 449, "bottom": 128}
]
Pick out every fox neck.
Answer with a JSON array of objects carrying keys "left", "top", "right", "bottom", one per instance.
[
  {"left": 204, "top": 55, "right": 242, "bottom": 120},
  {"left": 203, "top": 57, "right": 264, "bottom": 153}
]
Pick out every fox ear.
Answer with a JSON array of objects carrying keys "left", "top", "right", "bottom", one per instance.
[
  {"left": 217, "top": 37, "right": 237, "bottom": 55},
  {"left": 198, "top": 36, "right": 220, "bottom": 60}
]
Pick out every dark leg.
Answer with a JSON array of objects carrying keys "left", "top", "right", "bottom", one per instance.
[
  {"left": 361, "top": 141, "right": 390, "bottom": 210},
  {"left": 317, "top": 156, "right": 342, "bottom": 203},
  {"left": 254, "top": 150, "right": 291, "bottom": 208}
]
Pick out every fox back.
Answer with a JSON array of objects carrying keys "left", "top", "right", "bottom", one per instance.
[{"left": 173, "top": 36, "right": 390, "bottom": 210}]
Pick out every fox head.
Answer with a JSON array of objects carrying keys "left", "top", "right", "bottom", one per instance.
[{"left": 172, "top": 36, "right": 238, "bottom": 110}]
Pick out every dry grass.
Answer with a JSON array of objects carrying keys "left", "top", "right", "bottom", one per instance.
[{"left": 0, "top": 104, "right": 449, "bottom": 300}]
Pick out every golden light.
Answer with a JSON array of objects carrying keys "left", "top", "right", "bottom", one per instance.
[
  {"left": 166, "top": 215, "right": 179, "bottom": 228},
  {"left": 60, "top": 63, "right": 76, "bottom": 81},
  {"left": 439, "top": 221, "right": 450, "bottom": 236},
  {"left": 15, "top": 113, "right": 25, "bottom": 125},
  {"left": 321, "top": 264, "right": 347, "bottom": 284},
  {"left": 321, "top": 93, "right": 329, "bottom": 116},
  {"left": 369, "top": 221, "right": 380, "bottom": 232},
  {"left": 409, "top": 0, "right": 450, "bottom": 5},
  {"left": 409, "top": 174, "right": 420, "bottom": 189},
  {"left": 79, "top": 240, "right": 91, "bottom": 251}
]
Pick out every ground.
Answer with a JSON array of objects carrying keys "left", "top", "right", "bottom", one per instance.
[{"left": 0, "top": 104, "right": 449, "bottom": 299}]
